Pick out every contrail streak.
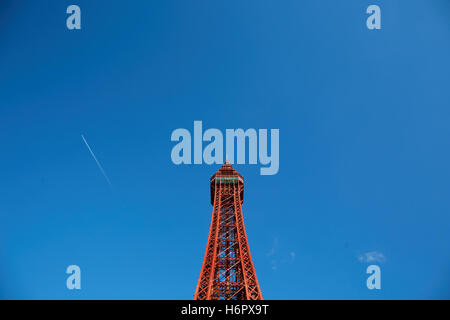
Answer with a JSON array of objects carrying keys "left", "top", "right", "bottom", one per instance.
[{"left": 81, "top": 135, "right": 112, "bottom": 186}]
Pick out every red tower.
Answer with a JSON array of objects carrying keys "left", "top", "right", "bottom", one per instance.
[{"left": 194, "top": 162, "right": 263, "bottom": 300}]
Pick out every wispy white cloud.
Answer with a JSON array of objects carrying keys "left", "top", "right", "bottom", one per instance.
[
  {"left": 266, "top": 236, "right": 278, "bottom": 257},
  {"left": 267, "top": 237, "right": 296, "bottom": 271},
  {"left": 81, "top": 135, "right": 112, "bottom": 187},
  {"left": 358, "top": 251, "right": 386, "bottom": 263},
  {"left": 290, "top": 251, "right": 296, "bottom": 261},
  {"left": 271, "top": 259, "right": 277, "bottom": 271}
]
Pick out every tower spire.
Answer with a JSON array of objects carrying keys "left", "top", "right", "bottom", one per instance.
[{"left": 194, "top": 164, "right": 262, "bottom": 300}]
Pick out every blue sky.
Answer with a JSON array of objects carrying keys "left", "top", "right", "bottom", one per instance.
[{"left": 1, "top": 0, "right": 450, "bottom": 299}]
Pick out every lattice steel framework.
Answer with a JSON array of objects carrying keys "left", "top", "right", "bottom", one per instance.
[{"left": 194, "top": 161, "right": 263, "bottom": 300}]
